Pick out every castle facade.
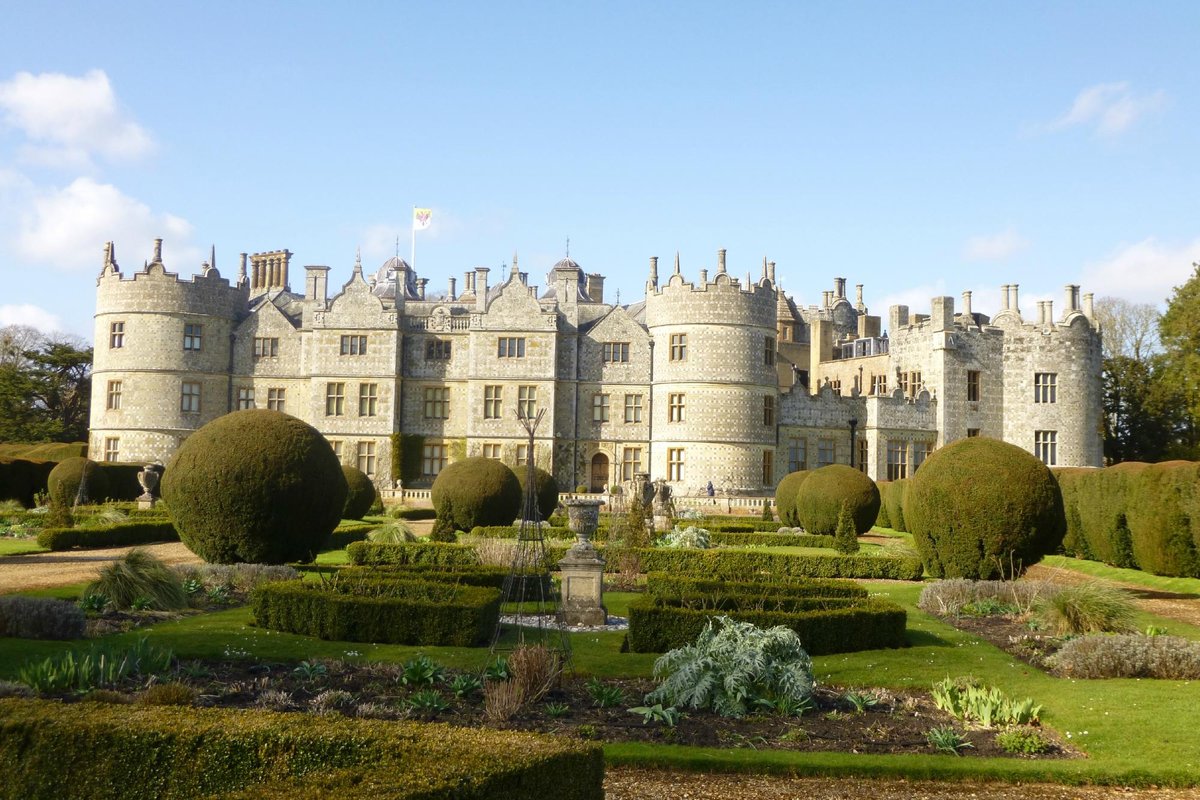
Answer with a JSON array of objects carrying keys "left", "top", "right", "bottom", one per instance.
[{"left": 89, "top": 239, "right": 1104, "bottom": 493}]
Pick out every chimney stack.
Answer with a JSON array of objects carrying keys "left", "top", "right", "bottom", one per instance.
[
  {"left": 448, "top": 276, "right": 456, "bottom": 300},
  {"left": 717, "top": 249, "right": 727, "bottom": 273},
  {"left": 767, "top": 261, "right": 776, "bottom": 283},
  {"left": 834, "top": 277, "right": 846, "bottom": 299},
  {"left": 962, "top": 290, "right": 973, "bottom": 318},
  {"left": 1083, "top": 292, "right": 1095, "bottom": 320}
]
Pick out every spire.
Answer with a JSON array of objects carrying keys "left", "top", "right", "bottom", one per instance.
[
  {"left": 674, "top": 251, "right": 681, "bottom": 274},
  {"left": 511, "top": 251, "right": 520, "bottom": 278},
  {"left": 353, "top": 246, "right": 363, "bottom": 278},
  {"left": 210, "top": 244, "right": 216, "bottom": 272}
]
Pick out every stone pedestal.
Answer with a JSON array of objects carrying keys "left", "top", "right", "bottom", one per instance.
[{"left": 559, "top": 498, "right": 607, "bottom": 626}]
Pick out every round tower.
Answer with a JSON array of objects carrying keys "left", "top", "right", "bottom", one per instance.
[
  {"left": 90, "top": 239, "right": 248, "bottom": 465},
  {"left": 645, "top": 250, "right": 780, "bottom": 492}
]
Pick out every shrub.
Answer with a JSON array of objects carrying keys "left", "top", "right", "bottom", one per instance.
[
  {"left": 638, "top": 547, "right": 924, "bottom": 581},
  {"left": 431, "top": 457, "right": 521, "bottom": 535},
  {"left": 873, "top": 483, "right": 892, "bottom": 528},
  {"left": 1033, "top": 581, "right": 1136, "bottom": 635},
  {"left": 708, "top": 531, "right": 835, "bottom": 548},
  {"left": 346, "top": 541, "right": 481, "bottom": 568},
  {"left": 251, "top": 578, "right": 501, "bottom": 646},
  {"left": 137, "top": 682, "right": 197, "bottom": 706},
  {"left": 1058, "top": 462, "right": 1144, "bottom": 568},
  {"left": 794, "top": 465, "right": 880, "bottom": 536},
  {"left": 880, "top": 479, "right": 907, "bottom": 532},
  {"left": 656, "top": 525, "right": 711, "bottom": 549},
  {"left": 1125, "top": 461, "right": 1200, "bottom": 577},
  {"left": 995, "top": 727, "right": 1053, "bottom": 755},
  {"left": 508, "top": 644, "right": 561, "bottom": 705},
  {"left": 368, "top": 521, "right": 417, "bottom": 544},
  {"left": 0, "top": 697, "right": 604, "bottom": 800},
  {"left": 904, "top": 438, "right": 1064, "bottom": 579},
  {"left": 37, "top": 520, "right": 179, "bottom": 551},
  {"left": 84, "top": 549, "right": 188, "bottom": 611},
  {"left": 774, "top": 471, "right": 810, "bottom": 527},
  {"left": 517, "top": 466, "right": 559, "bottom": 521},
  {"left": 0, "top": 457, "right": 56, "bottom": 508},
  {"left": 341, "top": 466, "right": 377, "bottom": 521},
  {"left": 0, "top": 596, "right": 86, "bottom": 640},
  {"left": 761, "top": 499, "right": 773, "bottom": 521},
  {"left": 390, "top": 507, "right": 437, "bottom": 521},
  {"left": 645, "top": 572, "right": 868, "bottom": 601},
  {"left": 162, "top": 409, "right": 348, "bottom": 564},
  {"left": 1049, "top": 633, "right": 1200, "bottom": 679},
  {"left": 833, "top": 501, "right": 860, "bottom": 554},
  {"left": 917, "top": 578, "right": 1058, "bottom": 617},
  {"left": 47, "top": 457, "right": 109, "bottom": 507},
  {"left": 645, "top": 617, "right": 814, "bottom": 718}
]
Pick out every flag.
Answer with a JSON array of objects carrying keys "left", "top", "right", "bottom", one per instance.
[{"left": 413, "top": 208, "right": 432, "bottom": 231}]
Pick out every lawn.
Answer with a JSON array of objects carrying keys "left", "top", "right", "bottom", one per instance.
[
  {"left": 2, "top": 553, "right": 1199, "bottom": 787},
  {"left": 0, "top": 538, "right": 46, "bottom": 556}
]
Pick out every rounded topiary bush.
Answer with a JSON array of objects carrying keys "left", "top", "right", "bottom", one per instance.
[
  {"left": 161, "top": 409, "right": 348, "bottom": 564},
  {"left": 774, "top": 471, "right": 810, "bottom": 527},
  {"left": 431, "top": 457, "right": 522, "bottom": 533},
  {"left": 794, "top": 465, "right": 880, "bottom": 536},
  {"left": 517, "top": 466, "right": 559, "bottom": 521},
  {"left": 904, "top": 437, "right": 1065, "bottom": 579},
  {"left": 342, "top": 465, "right": 377, "bottom": 520},
  {"left": 47, "top": 457, "right": 109, "bottom": 507}
]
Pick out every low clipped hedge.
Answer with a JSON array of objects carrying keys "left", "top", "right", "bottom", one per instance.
[
  {"left": 626, "top": 593, "right": 907, "bottom": 654},
  {"left": 644, "top": 571, "right": 868, "bottom": 600},
  {"left": 339, "top": 564, "right": 511, "bottom": 589},
  {"left": 637, "top": 547, "right": 924, "bottom": 580},
  {"left": 699, "top": 519, "right": 787, "bottom": 533},
  {"left": 251, "top": 578, "right": 501, "bottom": 646},
  {"left": 36, "top": 520, "right": 179, "bottom": 551},
  {"left": 709, "top": 531, "right": 835, "bottom": 548},
  {"left": 346, "top": 540, "right": 482, "bottom": 567},
  {"left": 469, "top": 525, "right": 574, "bottom": 540},
  {"left": 0, "top": 698, "right": 602, "bottom": 800}
]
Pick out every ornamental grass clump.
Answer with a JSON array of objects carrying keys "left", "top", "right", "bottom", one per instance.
[
  {"left": 85, "top": 548, "right": 188, "bottom": 611},
  {"left": 368, "top": 520, "right": 417, "bottom": 544},
  {"left": 1033, "top": 581, "right": 1136, "bottom": 635},
  {"left": 645, "top": 616, "right": 814, "bottom": 718}
]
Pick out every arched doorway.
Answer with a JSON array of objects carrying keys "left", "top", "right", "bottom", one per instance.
[{"left": 590, "top": 453, "right": 610, "bottom": 493}]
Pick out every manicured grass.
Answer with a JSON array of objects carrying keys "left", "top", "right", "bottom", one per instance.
[
  {"left": 1040, "top": 555, "right": 1200, "bottom": 596},
  {"left": 0, "top": 538, "right": 45, "bottom": 556}
]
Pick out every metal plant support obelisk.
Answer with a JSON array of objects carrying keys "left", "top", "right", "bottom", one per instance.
[{"left": 488, "top": 408, "right": 572, "bottom": 662}]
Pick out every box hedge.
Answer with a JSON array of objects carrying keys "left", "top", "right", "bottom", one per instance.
[
  {"left": 699, "top": 519, "right": 788, "bottom": 533},
  {"left": 251, "top": 578, "right": 500, "bottom": 646},
  {"left": 338, "top": 563, "right": 510, "bottom": 589},
  {"left": 637, "top": 547, "right": 924, "bottom": 580},
  {"left": 391, "top": 507, "right": 437, "bottom": 520},
  {"left": 626, "top": 593, "right": 907, "bottom": 654},
  {"left": 708, "top": 531, "right": 835, "bottom": 548},
  {"left": 774, "top": 470, "right": 810, "bottom": 527},
  {"left": 0, "top": 456, "right": 55, "bottom": 507},
  {"left": 644, "top": 571, "right": 868, "bottom": 600},
  {"left": 0, "top": 698, "right": 602, "bottom": 800},
  {"left": 469, "top": 525, "right": 573, "bottom": 540},
  {"left": 346, "top": 540, "right": 482, "bottom": 567},
  {"left": 36, "top": 520, "right": 180, "bottom": 551}
]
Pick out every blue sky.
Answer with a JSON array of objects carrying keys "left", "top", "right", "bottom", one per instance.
[{"left": 0, "top": 1, "right": 1197, "bottom": 340}]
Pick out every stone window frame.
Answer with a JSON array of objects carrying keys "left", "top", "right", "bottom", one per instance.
[
  {"left": 666, "top": 447, "right": 685, "bottom": 482},
  {"left": 109, "top": 321, "right": 125, "bottom": 349},
  {"left": 908, "top": 371, "right": 923, "bottom": 399},
  {"left": 253, "top": 337, "right": 279, "bottom": 359},
  {"left": 325, "top": 382, "right": 346, "bottom": 416},
  {"left": 1035, "top": 430, "right": 1058, "bottom": 465},
  {"left": 422, "top": 386, "right": 448, "bottom": 419},
  {"left": 357, "top": 440, "right": 377, "bottom": 477},
  {"left": 360, "top": 383, "right": 380, "bottom": 417},
  {"left": 886, "top": 440, "right": 908, "bottom": 480},
  {"left": 857, "top": 438, "right": 870, "bottom": 474},
  {"left": 103, "top": 437, "right": 119, "bottom": 462},
  {"left": 817, "top": 438, "right": 836, "bottom": 468},
  {"left": 237, "top": 387, "right": 255, "bottom": 410},
  {"left": 498, "top": 337, "right": 526, "bottom": 358},
  {"left": 484, "top": 385, "right": 503, "bottom": 419},
  {"left": 624, "top": 393, "right": 643, "bottom": 423},
  {"left": 267, "top": 387, "right": 286, "bottom": 412},
  {"left": 602, "top": 342, "right": 630, "bottom": 363},
  {"left": 764, "top": 336, "right": 776, "bottom": 367},
  {"left": 592, "top": 393, "right": 610, "bottom": 423},
  {"left": 330, "top": 440, "right": 344, "bottom": 461},
  {"left": 669, "top": 333, "right": 687, "bottom": 362},
  {"left": 966, "top": 370, "right": 981, "bottom": 403},
  {"left": 180, "top": 381, "right": 202, "bottom": 413},
  {"left": 517, "top": 385, "right": 537, "bottom": 418},
  {"left": 482, "top": 443, "right": 501, "bottom": 459},
  {"left": 1034, "top": 373, "right": 1057, "bottom": 404},
  {"left": 787, "top": 437, "right": 807, "bottom": 472},
  {"left": 870, "top": 374, "right": 888, "bottom": 395},
  {"left": 183, "top": 323, "right": 203, "bottom": 352},
  {"left": 106, "top": 380, "right": 122, "bottom": 410},
  {"left": 421, "top": 443, "right": 446, "bottom": 477},
  {"left": 667, "top": 392, "right": 685, "bottom": 423},
  {"left": 830, "top": 378, "right": 841, "bottom": 397},
  {"left": 761, "top": 450, "right": 774, "bottom": 485},
  {"left": 515, "top": 444, "right": 529, "bottom": 467},
  {"left": 763, "top": 395, "right": 775, "bottom": 426},
  {"left": 426, "top": 339, "right": 452, "bottom": 361},
  {"left": 340, "top": 335, "right": 368, "bottom": 356},
  {"left": 621, "top": 446, "right": 643, "bottom": 481}
]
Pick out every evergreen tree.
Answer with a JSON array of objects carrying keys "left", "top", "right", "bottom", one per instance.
[{"left": 833, "top": 500, "right": 859, "bottom": 554}]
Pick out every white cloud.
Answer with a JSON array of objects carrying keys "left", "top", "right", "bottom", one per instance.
[
  {"left": 0, "top": 303, "right": 63, "bottom": 333},
  {"left": 964, "top": 228, "right": 1029, "bottom": 262},
  {"left": 0, "top": 69, "right": 154, "bottom": 167},
  {"left": 15, "top": 177, "right": 196, "bottom": 271},
  {"left": 1041, "top": 82, "right": 1166, "bottom": 136},
  {"left": 1079, "top": 237, "right": 1200, "bottom": 305}
]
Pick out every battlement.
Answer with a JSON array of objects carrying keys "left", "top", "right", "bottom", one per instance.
[
  {"left": 96, "top": 238, "right": 248, "bottom": 319},
  {"left": 645, "top": 249, "right": 777, "bottom": 328}
]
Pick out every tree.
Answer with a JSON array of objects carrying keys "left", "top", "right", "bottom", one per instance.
[
  {"left": 1093, "top": 296, "right": 1160, "bottom": 361},
  {"left": 0, "top": 328, "right": 92, "bottom": 443},
  {"left": 1153, "top": 263, "right": 1200, "bottom": 459}
]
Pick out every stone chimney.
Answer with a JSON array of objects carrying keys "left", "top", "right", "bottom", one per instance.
[
  {"left": 304, "top": 266, "right": 330, "bottom": 307},
  {"left": 1083, "top": 292, "right": 1095, "bottom": 320},
  {"left": 889, "top": 304, "right": 910, "bottom": 331},
  {"left": 1045, "top": 299, "right": 1054, "bottom": 325},
  {"left": 962, "top": 290, "right": 973, "bottom": 318},
  {"left": 1000, "top": 284, "right": 1010, "bottom": 311},
  {"left": 931, "top": 296, "right": 954, "bottom": 332},
  {"left": 767, "top": 261, "right": 777, "bottom": 283},
  {"left": 475, "top": 267, "right": 490, "bottom": 311},
  {"left": 251, "top": 250, "right": 292, "bottom": 293},
  {"left": 700, "top": 269, "right": 709, "bottom": 283},
  {"left": 585, "top": 273, "right": 604, "bottom": 303},
  {"left": 416, "top": 277, "right": 428, "bottom": 300},
  {"left": 648, "top": 256, "right": 659, "bottom": 288},
  {"left": 1009, "top": 284, "right": 1020, "bottom": 315},
  {"left": 834, "top": 277, "right": 846, "bottom": 299},
  {"left": 822, "top": 290, "right": 833, "bottom": 307},
  {"left": 717, "top": 249, "right": 727, "bottom": 273},
  {"left": 152, "top": 238, "right": 163, "bottom": 264},
  {"left": 448, "top": 276, "right": 456, "bottom": 300}
]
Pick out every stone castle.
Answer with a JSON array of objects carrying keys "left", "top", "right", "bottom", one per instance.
[{"left": 89, "top": 239, "right": 1104, "bottom": 493}]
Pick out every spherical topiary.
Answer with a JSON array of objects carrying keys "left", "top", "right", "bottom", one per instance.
[
  {"left": 774, "top": 471, "right": 810, "bottom": 527},
  {"left": 794, "top": 465, "right": 880, "bottom": 536},
  {"left": 161, "top": 409, "right": 347, "bottom": 564},
  {"left": 47, "top": 457, "right": 109, "bottom": 507},
  {"left": 904, "top": 437, "right": 1064, "bottom": 579},
  {"left": 431, "top": 457, "right": 522, "bottom": 533},
  {"left": 342, "top": 465, "right": 377, "bottom": 520},
  {"left": 517, "top": 466, "right": 560, "bottom": 521}
]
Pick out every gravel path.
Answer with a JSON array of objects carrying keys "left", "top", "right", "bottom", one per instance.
[{"left": 0, "top": 542, "right": 201, "bottom": 593}]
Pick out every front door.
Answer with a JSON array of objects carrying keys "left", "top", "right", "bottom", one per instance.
[{"left": 590, "top": 453, "right": 609, "bottom": 493}]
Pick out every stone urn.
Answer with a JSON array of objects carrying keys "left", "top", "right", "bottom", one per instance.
[
  {"left": 136, "top": 463, "right": 163, "bottom": 509},
  {"left": 558, "top": 498, "right": 607, "bottom": 626}
]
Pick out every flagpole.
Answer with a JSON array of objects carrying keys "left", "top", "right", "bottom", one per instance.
[{"left": 410, "top": 206, "right": 417, "bottom": 269}]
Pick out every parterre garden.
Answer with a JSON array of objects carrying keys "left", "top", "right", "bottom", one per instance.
[{"left": 2, "top": 415, "right": 1200, "bottom": 796}]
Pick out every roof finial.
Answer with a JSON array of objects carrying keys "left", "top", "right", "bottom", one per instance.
[
  {"left": 566, "top": 237, "right": 570, "bottom": 259},
  {"left": 512, "top": 251, "right": 520, "bottom": 277},
  {"left": 353, "top": 246, "right": 362, "bottom": 276},
  {"left": 674, "top": 251, "right": 681, "bottom": 274}
]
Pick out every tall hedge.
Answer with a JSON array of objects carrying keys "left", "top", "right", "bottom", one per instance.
[
  {"left": 0, "top": 457, "right": 55, "bottom": 507},
  {"left": 162, "top": 409, "right": 348, "bottom": 564},
  {"left": 774, "top": 470, "right": 810, "bottom": 527},
  {"left": 341, "top": 465, "right": 377, "bottom": 520},
  {"left": 517, "top": 466, "right": 559, "bottom": 521},
  {"left": 904, "top": 437, "right": 1064, "bottom": 579},
  {"left": 794, "top": 464, "right": 880, "bottom": 535},
  {"left": 1052, "top": 467, "right": 1093, "bottom": 560},
  {"left": 47, "top": 458, "right": 109, "bottom": 507},
  {"left": 873, "top": 481, "right": 892, "bottom": 528},
  {"left": 1125, "top": 461, "right": 1200, "bottom": 577},
  {"left": 1073, "top": 462, "right": 1145, "bottom": 568},
  {"left": 431, "top": 457, "right": 521, "bottom": 532},
  {"left": 880, "top": 479, "right": 907, "bottom": 532}
]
